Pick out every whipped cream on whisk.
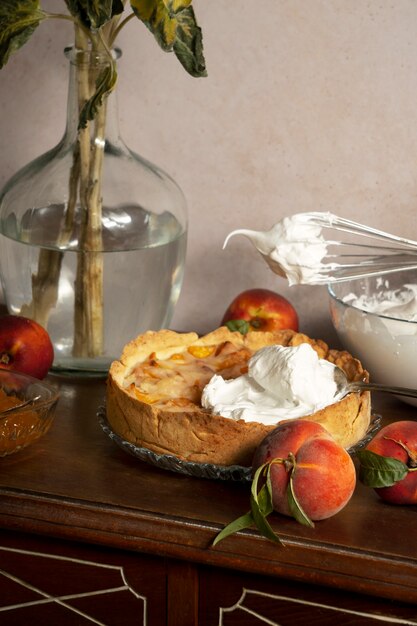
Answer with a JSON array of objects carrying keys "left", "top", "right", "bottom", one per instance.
[
  {"left": 201, "top": 343, "right": 338, "bottom": 425},
  {"left": 223, "top": 212, "right": 337, "bottom": 285}
]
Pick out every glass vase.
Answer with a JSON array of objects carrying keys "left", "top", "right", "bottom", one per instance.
[{"left": 0, "top": 47, "right": 187, "bottom": 376}]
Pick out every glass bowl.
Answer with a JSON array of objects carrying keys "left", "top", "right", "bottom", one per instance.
[
  {"left": 328, "top": 270, "right": 417, "bottom": 407},
  {"left": 98, "top": 407, "right": 381, "bottom": 482},
  {"left": 0, "top": 369, "right": 59, "bottom": 456}
]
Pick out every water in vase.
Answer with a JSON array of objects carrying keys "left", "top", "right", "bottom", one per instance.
[{"left": 0, "top": 204, "right": 187, "bottom": 374}]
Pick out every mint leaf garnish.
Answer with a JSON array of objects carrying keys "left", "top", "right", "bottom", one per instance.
[{"left": 225, "top": 319, "right": 250, "bottom": 335}]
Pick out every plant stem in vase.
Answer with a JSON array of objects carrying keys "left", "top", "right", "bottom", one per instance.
[{"left": 0, "top": 1, "right": 206, "bottom": 374}]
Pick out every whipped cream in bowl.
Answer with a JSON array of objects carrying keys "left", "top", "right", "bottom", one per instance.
[
  {"left": 328, "top": 271, "right": 417, "bottom": 407},
  {"left": 342, "top": 281, "right": 417, "bottom": 322},
  {"left": 201, "top": 343, "right": 339, "bottom": 425}
]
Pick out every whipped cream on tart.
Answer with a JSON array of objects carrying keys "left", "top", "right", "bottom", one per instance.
[{"left": 106, "top": 327, "right": 371, "bottom": 467}]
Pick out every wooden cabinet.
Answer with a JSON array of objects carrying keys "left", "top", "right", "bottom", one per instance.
[{"left": 1, "top": 376, "right": 417, "bottom": 625}]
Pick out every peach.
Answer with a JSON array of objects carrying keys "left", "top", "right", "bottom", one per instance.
[
  {"left": 364, "top": 421, "right": 417, "bottom": 505},
  {"left": 0, "top": 315, "right": 54, "bottom": 380},
  {"left": 252, "top": 420, "right": 356, "bottom": 521},
  {"left": 221, "top": 288, "right": 299, "bottom": 333}
]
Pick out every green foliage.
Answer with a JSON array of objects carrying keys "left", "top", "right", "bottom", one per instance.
[
  {"left": 225, "top": 320, "right": 250, "bottom": 335},
  {"left": 357, "top": 450, "right": 409, "bottom": 488},
  {"left": 250, "top": 464, "right": 282, "bottom": 544},
  {"left": 212, "top": 510, "right": 254, "bottom": 547},
  {"left": 212, "top": 456, "right": 317, "bottom": 547},
  {"left": 0, "top": 0, "right": 45, "bottom": 69},
  {"left": 0, "top": 0, "right": 206, "bottom": 127},
  {"left": 287, "top": 461, "right": 314, "bottom": 527},
  {"left": 65, "top": 1, "right": 124, "bottom": 29},
  {"left": 78, "top": 63, "right": 118, "bottom": 128},
  {"left": 131, "top": 0, "right": 206, "bottom": 76},
  {"left": 212, "top": 462, "right": 283, "bottom": 548},
  {"left": 174, "top": 6, "right": 206, "bottom": 77},
  {"left": 0, "top": 1, "right": 206, "bottom": 78},
  {"left": 0, "top": 0, "right": 206, "bottom": 128}
]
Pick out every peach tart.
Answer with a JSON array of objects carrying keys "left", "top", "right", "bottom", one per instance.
[{"left": 106, "top": 327, "right": 371, "bottom": 467}]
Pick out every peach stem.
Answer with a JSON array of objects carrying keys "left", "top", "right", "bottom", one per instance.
[{"left": 383, "top": 436, "right": 417, "bottom": 468}]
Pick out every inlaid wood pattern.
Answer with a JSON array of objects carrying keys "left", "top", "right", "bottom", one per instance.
[
  {"left": 0, "top": 532, "right": 168, "bottom": 625},
  {"left": 218, "top": 588, "right": 417, "bottom": 625},
  {"left": 0, "top": 545, "right": 147, "bottom": 625},
  {"left": 199, "top": 566, "right": 417, "bottom": 626}
]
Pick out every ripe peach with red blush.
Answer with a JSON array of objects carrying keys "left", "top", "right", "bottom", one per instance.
[
  {"left": 221, "top": 288, "right": 299, "bottom": 332},
  {"left": 364, "top": 421, "right": 417, "bottom": 505},
  {"left": 0, "top": 315, "right": 54, "bottom": 380},
  {"left": 252, "top": 420, "right": 356, "bottom": 521}
]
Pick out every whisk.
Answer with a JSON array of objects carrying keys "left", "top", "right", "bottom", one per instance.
[{"left": 223, "top": 212, "right": 417, "bottom": 285}]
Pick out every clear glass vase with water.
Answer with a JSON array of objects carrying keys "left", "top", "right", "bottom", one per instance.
[{"left": 0, "top": 47, "right": 187, "bottom": 375}]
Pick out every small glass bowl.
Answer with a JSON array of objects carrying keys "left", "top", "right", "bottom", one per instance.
[{"left": 0, "top": 369, "right": 59, "bottom": 457}]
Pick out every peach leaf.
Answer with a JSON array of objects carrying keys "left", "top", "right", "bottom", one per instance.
[
  {"left": 357, "top": 450, "right": 408, "bottom": 488},
  {"left": 211, "top": 510, "right": 254, "bottom": 547},
  {"left": 286, "top": 453, "right": 314, "bottom": 528}
]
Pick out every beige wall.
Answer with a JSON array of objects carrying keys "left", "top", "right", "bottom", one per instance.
[{"left": 1, "top": 1, "right": 417, "bottom": 345}]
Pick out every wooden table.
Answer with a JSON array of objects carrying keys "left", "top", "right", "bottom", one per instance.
[{"left": 1, "top": 374, "right": 417, "bottom": 625}]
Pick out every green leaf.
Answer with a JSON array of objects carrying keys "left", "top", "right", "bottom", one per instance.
[
  {"left": 165, "top": 0, "right": 192, "bottom": 14},
  {"left": 65, "top": 0, "right": 123, "bottom": 29},
  {"left": 250, "top": 489, "right": 282, "bottom": 545},
  {"left": 287, "top": 471, "right": 314, "bottom": 528},
  {"left": 130, "top": 0, "right": 206, "bottom": 77},
  {"left": 131, "top": 0, "right": 176, "bottom": 50},
  {"left": 225, "top": 320, "right": 250, "bottom": 335},
  {"left": 254, "top": 482, "right": 274, "bottom": 518},
  {"left": 250, "top": 463, "right": 282, "bottom": 544},
  {"left": 357, "top": 450, "right": 409, "bottom": 488},
  {"left": 78, "top": 61, "right": 118, "bottom": 128},
  {"left": 0, "top": 0, "right": 45, "bottom": 69},
  {"left": 212, "top": 462, "right": 283, "bottom": 548},
  {"left": 64, "top": 0, "right": 90, "bottom": 27},
  {"left": 130, "top": 0, "right": 155, "bottom": 23},
  {"left": 88, "top": 0, "right": 124, "bottom": 28},
  {"left": 212, "top": 511, "right": 254, "bottom": 547},
  {"left": 173, "top": 6, "right": 206, "bottom": 77},
  {"left": 250, "top": 463, "right": 267, "bottom": 504},
  {"left": 112, "top": 0, "right": 125, "bottom": 17}
]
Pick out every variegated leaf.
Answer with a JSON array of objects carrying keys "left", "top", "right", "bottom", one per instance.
[
  {"left": 131, "top": 0, "right": 176, "bottom": 51},
  {"left": 165, "top": 0, "right": 192, "bottom": 14},
  {"left": 130, "top": 0, "right": 157, "bottom": 24},
  {"left": 78, "top": 61, "right": 118, "bottom": 128},
  {"left": 64, "top": 0, "right": 90, "bottom": 27},
  {"left": 153, "top": 1, "right": 177, "bottom": 49},
  {"left": 86, "top": 0, "right": 115, "bottom": 28},
  {"left": 173, "top": 6, "right": 206, "bottom": 77},
  {"left": 0, "top": 0, "right": 45, "bottom": 69},
  {"left": 65, "top": 0, "right": 123, "bottom": 29},
  {"left": 131, "top": 0, "right": 206, "bottom": 76},
  {"left": 86, "top": 0, "right": 124, "bottom": 29}
]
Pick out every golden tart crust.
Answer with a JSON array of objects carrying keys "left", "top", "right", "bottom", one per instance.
[{"left": 106, "top": 327, "right": 371, "bottom": 467}]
